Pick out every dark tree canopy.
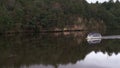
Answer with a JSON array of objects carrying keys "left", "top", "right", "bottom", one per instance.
[{"left": 0, "top": 0, "right": 120, "bottom": 33}]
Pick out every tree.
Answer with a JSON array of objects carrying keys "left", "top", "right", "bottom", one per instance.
[{"left": 109, "top": 0, "right": 114, "bottom": 3}]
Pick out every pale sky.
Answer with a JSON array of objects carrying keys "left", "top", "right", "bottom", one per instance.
[{"left": 86, "top": 0, "right": 119, "bottom": 3}]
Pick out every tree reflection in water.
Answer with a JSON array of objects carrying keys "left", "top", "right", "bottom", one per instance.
[{"left": 0, "top": 31, "right": 120, "bottom": 68}]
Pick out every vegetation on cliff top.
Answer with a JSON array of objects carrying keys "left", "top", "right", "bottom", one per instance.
[{"left": 0, "top": 0, "right": 120, "bottom": 33}]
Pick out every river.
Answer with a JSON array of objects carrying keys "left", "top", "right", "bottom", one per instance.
[{"left": 0, "top": 30, "right": 120, "bottom": 68}]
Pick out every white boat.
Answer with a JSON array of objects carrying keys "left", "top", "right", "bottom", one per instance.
[
  {"left": 87, "top": 33, "right": 102, "bottom": 39},
  {"left": 86, "top": 33, "right": 102, "bottom": 44}
]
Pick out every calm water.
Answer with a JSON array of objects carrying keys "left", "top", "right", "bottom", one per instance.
[{"left": 0, "top": 31, "right": 120, "bottom": 68}]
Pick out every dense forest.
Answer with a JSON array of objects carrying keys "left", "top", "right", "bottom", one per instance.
[{"left": 0, "top": 0, "right": 120, "bottom": 33}]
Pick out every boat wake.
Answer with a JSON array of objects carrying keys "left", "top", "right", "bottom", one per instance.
[{"left": 86, "top": 33, "right": 120, "bottom": 44}]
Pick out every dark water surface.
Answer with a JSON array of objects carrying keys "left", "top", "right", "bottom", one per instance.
[{"left": 0, "top": 31, "right": 120, "bottom": 68}]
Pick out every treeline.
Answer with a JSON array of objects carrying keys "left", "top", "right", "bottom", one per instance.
[
  {"left": 89, "top": 0, "right": 120, "bottom": 29},
  {"left": 0, "top": 0, "right": 120, "bottom": 33}
]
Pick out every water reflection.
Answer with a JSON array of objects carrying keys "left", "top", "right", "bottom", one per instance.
[
  {"left": 20, "top": 51, "right": 120, "bottom": 68},
  {"left": 79, "top": 51, "right": 120, "bottom": 68},
  {"left": 0, "top": 31, "right": 120, "bottom": 68}
]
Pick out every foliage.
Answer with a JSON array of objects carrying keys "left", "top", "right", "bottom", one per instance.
[{"left": 0, "top": 0, "right": 120, "bottom": 33}]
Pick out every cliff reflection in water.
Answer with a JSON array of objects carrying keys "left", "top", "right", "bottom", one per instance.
[{"left": 0, "top": 32, "right": 120, "bottom": 68}]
